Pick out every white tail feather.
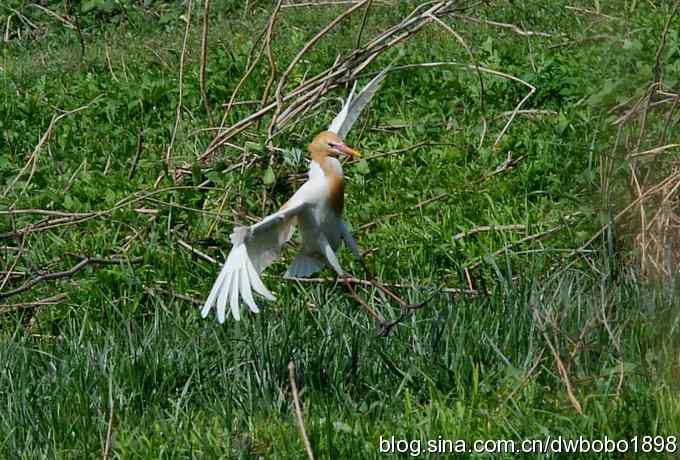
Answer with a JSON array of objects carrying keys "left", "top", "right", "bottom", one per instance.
[{"left": 285, "top": 254, "right": 324, "bottom": 278}]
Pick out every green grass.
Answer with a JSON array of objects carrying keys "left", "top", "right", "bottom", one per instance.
[{"left": 1, "top": 0, "right": 680, "bottom": 458}]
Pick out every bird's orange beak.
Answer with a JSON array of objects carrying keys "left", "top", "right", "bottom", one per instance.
[{"left": 335, "top": 143, "right": 361, "bottom": 158}]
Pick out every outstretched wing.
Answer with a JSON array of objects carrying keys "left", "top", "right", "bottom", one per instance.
[
  {"left": 202, "top": 202, "right": 308, "bottom": 323},
  {"left": 328, "top": 68, "right": 389, "bottom": 139}
]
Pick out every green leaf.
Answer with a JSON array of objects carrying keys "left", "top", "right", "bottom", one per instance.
[
  {"left": 245, "top": 141, "right": 263, "bottom": 152},
  {"left": 263, "top": 166, "right": 275, "bottom": 185},
  {"left": 354, "top": 159, "right": 370, "bottom": 176}
]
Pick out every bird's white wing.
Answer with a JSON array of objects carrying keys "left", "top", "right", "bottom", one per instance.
[
  {"left": 202, "top": 174, "right": 328, "bottom": 323},
  {"left": 202, "top": 201, "right": 309, "bottom": 323},
  {"left": 328, "top": 68, "right": 389, "bottom": 139}
]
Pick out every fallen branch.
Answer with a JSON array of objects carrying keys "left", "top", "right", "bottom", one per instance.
[
  {"left": 453, "top": 14, "right": 552, "bottom": 37},
  {"left": 0, "top": 256, "right": 143, "bottom": 301},
  {"left": 268, "top": 0, "right": 370, "bottom": 142},
  {"left": 200, "top": 1, "right": 458, "bottom": 163}
]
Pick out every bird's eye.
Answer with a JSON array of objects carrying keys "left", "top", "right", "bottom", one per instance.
[{"left": 327, "top": 142, "right": 337, "bottom": 148}]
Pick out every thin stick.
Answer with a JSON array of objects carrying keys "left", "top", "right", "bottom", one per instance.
[
  {"left": 0, "top": 234, "right": 26, "bottom": 293},
  {"left": 0, "top": 256, "right": 143, "bottom": 301},
  {"left": 102, "top": 387, "right": 115, "bottom": 460},
  {"left": 0, "top": 293, "right": 68, "bottom": 314},
  {"left": 176, "top": 239, "right": 218, "bottom": 264},
  {"left": 286, "top": 275, "right": 476, "bottom": 295},
  {"left": 343, "top": 276, "right": 385, "bottom": 322},
  {"left": 268, "top": 0, "right": 369, "bottom": 140},
  {"left": 216, "top": 29, "right": 268, "bottom": 133},
  {"left": 453, "top": 14, "right": 552, "bottom": 37},
  {"left": 531, "top": 304, "right": 583, "bottom": 415},
  {"left": 355, "top": 0, "right": 374, "bottom": 48},
  {"left": 428, "top": 15, "right": 486, "bottom": 147},
  {"left": 453, "top": 223, "right": 528, "bottom": 241},
  {"left": 465, "top": 224, "right": 566, "bottom": 271},
  {"left": 282, "top": 1, "right": 370, "bottom": 7},
  {"left": 288, "top": 362, "right": 315, "bottom": 460},
  {"left": 260, "top": 0, "right": 284, "bottom": 112},
  {"left": 3, "top": 97, "right": 101, "bottom": 200},
  {"left": 29, "top": 3, "right": 75, "bottom": 29},
  {"left": 199, "top": 0, "right": 213, "bottom": 124},
  {"left": 166, "top": 0, "right": 193, "bottom": 167},
  {"left": 654, "top": 2, "right": 680, "bottom": 82}
]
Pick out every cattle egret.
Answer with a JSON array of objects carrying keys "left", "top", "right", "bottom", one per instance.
[{"left": 202, "top": 71, "right": 387, "bottom": 323}]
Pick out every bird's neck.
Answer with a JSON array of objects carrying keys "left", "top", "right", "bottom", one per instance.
[{"left": 312, "top": 156, "right": 344, "bottom": 215}]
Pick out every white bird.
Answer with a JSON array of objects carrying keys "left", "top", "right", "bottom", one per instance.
[{"left": 202, "top": 71, "right": 387, "bottom": 323}]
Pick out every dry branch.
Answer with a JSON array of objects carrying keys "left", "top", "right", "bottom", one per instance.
[
  {"left": 0, "top": 256, "right": 143, "bottom": 301},
  {"left": 199, "top": 1, "right": 458, "bottom": 164}
]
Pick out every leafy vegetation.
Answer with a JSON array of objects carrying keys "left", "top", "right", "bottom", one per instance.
[{"left": 1, "top": 0, "right": 679, "bottom": 458}]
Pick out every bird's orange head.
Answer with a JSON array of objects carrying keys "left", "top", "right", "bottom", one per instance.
[{"left": 308, "top": 131, "right": 360, "bottom": 162}]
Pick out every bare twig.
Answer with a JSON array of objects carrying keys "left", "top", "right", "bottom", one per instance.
[
  {"left": 166, "top": 0, "right": 193, "bottom": 168},
  {"left": 453, "top": 14, "right": 552, "bottom": 37},
  {"left": 654, "top": 1, "right": 680, "bottom": 83},
  {"left": 465, "top": 224, "right": 567, "bottom": 271},
  {"left": 176, "top": 239, "right": 218, "bottom": 264},
  {"left": 3, "top": 97, "right": 101, "bottom": 201},
  {"left": 143, "top": 286, "right": 203, "bottom": 305},
  {"left": 199, "top": 0, "right": 213, "bottom": 124},
  {"left": 0, "top": 293, "right": 67, "bottom": 314},
  {"left": 286, "top": 275, "right": 476, "bottom": 295},
  {"left": 453, "top": 223, "right": 528, "bottom": 241},
  {"left": 0, "top": 185, "right": 218, "bottom": 240},
  {"left": 0, "top": 256, "right": 143, "bottom": 300},
  {"left": 102, "top": 384, "right": 115, "bottom": 460},
  {"left": 268, "top": 0, "right": 370, "bottom": 141},
  {"left": 288, "top": 361, "right": 315, "bottom": 460},
  {"left": 355, "top": 0, "right": 374, "bottom": 48},
  {"left": 366, "top": 142, "right": 456, "bottom": 161},
  {"left": 342, "top": 276, "right": 385, "bottom": 324},
  {"left": 260, "top": 0, "right": 284, "bottom": 114},
  {"left": 428, "top": 15, "right": 486, "bottom": 147},
  {"left": 531, "top": 304, "right": 583, "bottom": 415},
  {"left": 29, "top": 3, "right": 75, "bottom": 29}
]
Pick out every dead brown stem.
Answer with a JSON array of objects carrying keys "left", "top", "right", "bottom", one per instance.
[{"left": 288, "top": 361, "right": 315, "bottom": 460}]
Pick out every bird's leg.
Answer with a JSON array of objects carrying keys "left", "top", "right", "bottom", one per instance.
[
  {"left": 321, "top": 236, "right": 386, "bottom": 325},
  {"left": 355, "top": 257, "right": 436, "bottom": 336},
  {"left": 342, "top": 275, "right": 386, "bottom": 324},
  {"left": 358, "top": 257, "right": 409, "bottom": 308}
]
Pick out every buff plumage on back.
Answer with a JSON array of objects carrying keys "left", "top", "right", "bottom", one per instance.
[{"left": 328, "top": 68, "right": 389, "bottom": 139}]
